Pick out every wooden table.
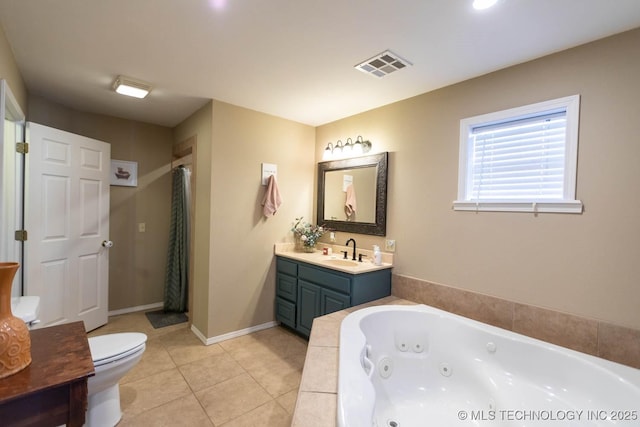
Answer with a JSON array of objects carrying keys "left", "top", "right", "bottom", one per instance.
[{"left": 0, "top": 321, "right": 95, "bottom": 427}]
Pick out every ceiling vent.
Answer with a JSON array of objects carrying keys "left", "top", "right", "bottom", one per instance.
[{"left": 355, "top": 50, "right": 412, "bottom": 78}]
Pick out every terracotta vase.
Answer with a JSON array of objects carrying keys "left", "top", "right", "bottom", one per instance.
[{"left": 0, "top": 262, "right": 32, "bottom": 379}]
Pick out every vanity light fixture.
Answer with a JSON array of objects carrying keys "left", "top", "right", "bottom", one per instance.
[
  {"left": 355, "top": 50, "right": 412, "bottom": 78},
  {"left": 322, "top": 136, "right": 372, "bottom": 160},
  {"left": 112, "top": 75, "right": 152, "bottom": 99}
]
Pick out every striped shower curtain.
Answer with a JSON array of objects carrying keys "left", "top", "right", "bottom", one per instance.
[{"left": 164, "top": 165, "right": 191, "bottom": 312}]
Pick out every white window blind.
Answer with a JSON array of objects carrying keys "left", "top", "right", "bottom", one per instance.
[
  {"left": 455, "top": 95, "right": 583, "bottom": 213},
  {"left": 470, "top": 110, "right": 566, "bottom": 200}
]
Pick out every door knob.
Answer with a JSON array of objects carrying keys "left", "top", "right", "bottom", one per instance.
[{"left": 102, "top": 240, "right": 114, "bottom": 248}]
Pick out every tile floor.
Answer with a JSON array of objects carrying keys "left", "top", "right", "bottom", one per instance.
[{"left": 88, "top": 311, "right": 308, "bottom": 426}]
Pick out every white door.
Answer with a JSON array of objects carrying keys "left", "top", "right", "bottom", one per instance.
[{"left": 25, "top": 122, "right": 111, "bottom": 331}]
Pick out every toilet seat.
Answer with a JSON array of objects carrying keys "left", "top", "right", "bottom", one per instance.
[{"left": 89, "top": 332, "right": 147, "bottom": 367}]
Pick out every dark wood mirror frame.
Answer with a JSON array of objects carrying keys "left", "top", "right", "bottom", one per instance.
[{"left": 317, "top": 152, "right": 388, "bottom": 236}]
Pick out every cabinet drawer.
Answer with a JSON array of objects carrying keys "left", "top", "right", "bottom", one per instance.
[
  {"left": 277, "top": 258, "right": 298, "bottom": 276},
  {"left": 276, "top": 297, "right": 296, "bottom": 329},
  {"left": 276, "top": 273, "right": 297, "bottom": 302},
  {"left": 299, "top": 265, "right": 350, "bottom": 294}
]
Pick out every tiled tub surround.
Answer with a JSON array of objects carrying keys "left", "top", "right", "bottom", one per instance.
[
  {"left": 392, "top": 274, "right": 640, "bottom": 370},
  {"left": 292, "top": 296, "right": 407, "bottom": 426},
  {"left": 292, "top": 276, "right": 640, "bottom": 426}
]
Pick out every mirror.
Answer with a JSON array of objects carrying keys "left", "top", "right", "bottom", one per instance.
[{"left": 317, "top": 152, "right": 388, "bottom": 236}]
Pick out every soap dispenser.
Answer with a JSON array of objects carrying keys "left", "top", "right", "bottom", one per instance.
[{"left": 373, "top": 245, "right": 382, "bottom": 266}]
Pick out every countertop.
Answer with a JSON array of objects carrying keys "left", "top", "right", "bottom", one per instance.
[{"left": 274, "top": 243, "right": 393, "bottom": 274}]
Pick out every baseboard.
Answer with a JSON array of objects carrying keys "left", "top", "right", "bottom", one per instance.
[
  {"left": 108, "top": 302, "right": 163, "bottom": 317},
  {"left": 191, "top": 321, "right": 279, "bottom": 346}
]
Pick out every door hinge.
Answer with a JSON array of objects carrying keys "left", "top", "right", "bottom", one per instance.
[
  {"left": 16, "top": 142, "right": 29, "bottom": 154},
  {"left": 15, "top": 230, "right": 28, "bottom": 241}
]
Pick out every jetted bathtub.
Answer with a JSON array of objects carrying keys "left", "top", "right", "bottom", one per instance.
[{"left": 338, "top": 304, "right": 640, "bottom": 427}]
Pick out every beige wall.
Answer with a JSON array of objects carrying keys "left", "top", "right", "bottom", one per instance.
[
  {"left": 173, "top": 101, "right": 213, "bottom": 335},
  {"left": 317, "top": 28, "right": 640, "bottom": 331},
  {"left": 0, "top": 25, "right": 26, "bottom": 113},
  {"left": 28, "top": 95, "right": 174, "bottom": 311},
  {"left": 207, "top": 100, "right": 315, "bottom": 336},
  {"left": 175, "top": 100, "right": 315, "bottom": 338}
]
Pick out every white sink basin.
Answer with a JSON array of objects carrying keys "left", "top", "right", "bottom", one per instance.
[{"left": 323, "top": 259, "right": 359, "bottom": 268}]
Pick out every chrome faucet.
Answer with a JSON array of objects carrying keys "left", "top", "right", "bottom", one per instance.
[{"left": 346, "top": 238, "right": 357, "bottom": 261}]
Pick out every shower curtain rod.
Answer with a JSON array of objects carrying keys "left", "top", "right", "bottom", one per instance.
[{"left": 171, "top": 153, "right": 192, "bottom": 169}]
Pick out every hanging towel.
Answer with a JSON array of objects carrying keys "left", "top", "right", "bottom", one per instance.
[
  {"left": 345, "top": 184, "right": 357, "bottom": 218},
  {"left": 262, "top": 174, "right": 282, "bottom": 217}
]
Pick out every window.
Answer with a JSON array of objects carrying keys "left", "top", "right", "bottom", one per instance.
[{"left": 454, "top": 95, "right": 582, "bottom": 213}]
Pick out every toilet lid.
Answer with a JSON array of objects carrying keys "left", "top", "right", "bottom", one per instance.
[{"left": 89, "top": 332, "right": 147, "bottom": 364}]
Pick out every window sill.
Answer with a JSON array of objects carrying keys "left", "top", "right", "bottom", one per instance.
[{"left": 453, "top": 200, "right": 583, "bottom": 214}]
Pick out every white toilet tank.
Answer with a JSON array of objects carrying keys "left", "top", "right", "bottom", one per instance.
[{"left": 11, "top": 296, "right": 40, "bottom": 328}]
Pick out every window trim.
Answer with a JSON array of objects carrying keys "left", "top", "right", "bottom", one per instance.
[{"left": 454, "top": 95, "right": 583, "bottom": 214}]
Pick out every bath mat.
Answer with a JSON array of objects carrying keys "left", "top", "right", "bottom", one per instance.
[{"left": 145, "top": 310, "right": 188, "bottom": 329}]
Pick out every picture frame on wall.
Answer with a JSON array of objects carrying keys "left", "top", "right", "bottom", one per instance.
[{"left": 110, "top": 160, "right": 138, "bottom": 187}]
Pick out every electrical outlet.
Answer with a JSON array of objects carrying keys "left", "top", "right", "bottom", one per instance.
[
  {"left": 138, "top": 223, "right": 146, "bottom": 233},
  {"left": 385, "top": 239, "right": 396, "bottom": 252}
]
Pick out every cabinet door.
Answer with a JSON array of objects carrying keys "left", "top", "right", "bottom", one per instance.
[
  {"left": 297, "top": 280, "right": 320, "bottom": 336},
  {"left": 321, "top": 288, "right": 350, "bottom": 316}
]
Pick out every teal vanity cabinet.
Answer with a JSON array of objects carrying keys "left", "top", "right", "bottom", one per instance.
[{"left": 275, "top": 256, "right": 391, "bottom": 337}]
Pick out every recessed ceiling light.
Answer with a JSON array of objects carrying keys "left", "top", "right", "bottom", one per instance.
[
  {"left": 355, "top": 50, "right": 412, "bottom": 78},
  {"left": 113, "top": 76, "right": 152, "bottom": 99},
  {"left": 473, "top": 0, "right": 498, "bottom": 10}
]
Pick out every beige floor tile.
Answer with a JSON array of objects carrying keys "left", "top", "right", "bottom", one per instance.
[
  {"left": 195, "top": 373, "right": 273, "bottom": 425},
  {"left": 159, "top": 327, "right": 225, "bottom": 366},
  {"left": 235, "top": 345, "right": 305, "bottom": 373},
  {"left": 221, "top": 400, "right": 292, "bottom": 427},
  {"left": 89, "top": 311, "right": 310, "bottom": 427},
  {"left": 179, "top": 352, "right": 246, "bottom": 392},
  {"left": 276, "top": 388, "right": 299, "bottom": 414},
  {"left": 120, "top": 368, "right": 192, "bottom": 416},
  {"left": 121, "top": 337, "right": 176, "bottom": 384},
  {"left": 88, "top": 310, "right": 189, "bottom": 339},
  {"left": 119, "top": 394, "right": 214, "bottom": 427},
  {"left": 244, "top": 357, "right": 303, "bottom": 398},
  {"left": 299, "top": 346, "right": 338, "bottom": 393},
  {"left": 221, "top": 326, "right": 307, "bottom": 363}
]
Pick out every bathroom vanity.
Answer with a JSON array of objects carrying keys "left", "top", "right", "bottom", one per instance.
[
  {"left": 0, "top": 321, "right": 94, "bottom": 427},
  {"left": 275, "top": 246, "right": 392, "bottom": 337}
]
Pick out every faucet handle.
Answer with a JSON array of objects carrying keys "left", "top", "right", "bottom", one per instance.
[
  {"left": 341, "top": 251, "right": 348, "bottom": 259},
  {"left": 358, "top": 253, "right": 366, "bottom": 262}
]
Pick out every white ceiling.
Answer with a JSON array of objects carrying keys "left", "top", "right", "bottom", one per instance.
[{"left": 1, "top": 1, "right": 639, "bottom": 128}]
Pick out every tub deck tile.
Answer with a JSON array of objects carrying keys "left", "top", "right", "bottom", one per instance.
[
  {"left": 293, "top": 297, "right": 410, "bottom": 426},
  {"left": 299, "top": 346, "right": 338, "bottom": 393},
  {"left": 291, "top": 392, "right": 337, "bottom": 427}
]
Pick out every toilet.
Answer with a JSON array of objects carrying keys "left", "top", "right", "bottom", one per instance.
[{"left": 87, "top": 332, "right": 147, "bottom": 427}]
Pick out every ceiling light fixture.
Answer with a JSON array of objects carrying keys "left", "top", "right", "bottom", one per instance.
[
  {"left": 473, "top": 0, "right": 498, "bottom": 10},
  {"left": 355, "top": 50, "right": 412, "bottom": 78},
  {"left": 113, "top": 76, "right": 152, "bottom": 99}
]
